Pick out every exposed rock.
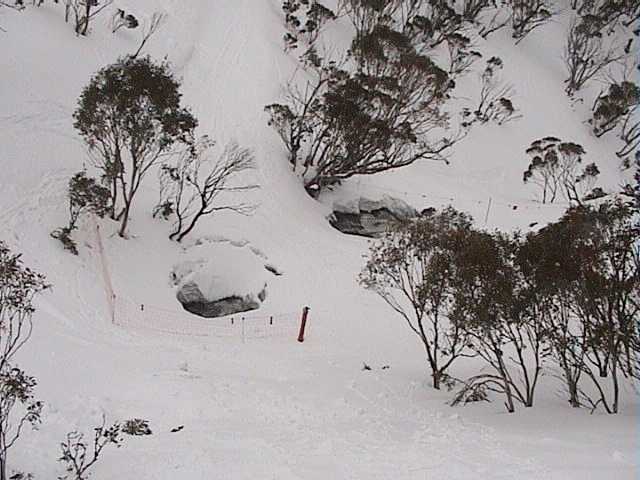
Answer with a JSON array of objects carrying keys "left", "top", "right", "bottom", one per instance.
[
  {"left": 329, "top": 195, "right": 419, "bottom": 238},
  {"left": 177, "top": 280, "right": 266, "bottom": 318}
]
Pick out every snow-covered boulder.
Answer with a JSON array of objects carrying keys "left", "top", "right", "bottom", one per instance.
[
  {"left": 172, "top": 241, "right": 271, "bottom": 318},
  {"left": 329, "top": 195, "right": 419, "bottom": 238}
]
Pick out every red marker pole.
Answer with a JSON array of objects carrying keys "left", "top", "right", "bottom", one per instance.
[{"left": 297, "top": 306, "right": 310, "bottom": 343}]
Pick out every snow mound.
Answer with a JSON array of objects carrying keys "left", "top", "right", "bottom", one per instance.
[{"left": 171, "top": 240, "right": 270, "bottom": 313}]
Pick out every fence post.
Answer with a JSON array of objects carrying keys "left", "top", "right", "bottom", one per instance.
[
  {"left": 297, "top": 306, "right": 310, "bottom": 343},
  {"left": 93, "top": 218, "right": 116, "bottom": 325},
  {"left": 241, "top": 317, "right": 245, "bottom": 344},
  {"left": 111, "top": 293, "right": 116, "bottom": 325},
  {"left": 484, "top": 197, "right": 492, "bottom": 226}
]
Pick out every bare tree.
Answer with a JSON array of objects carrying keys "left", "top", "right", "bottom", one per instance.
[
  {"left": 478, "top": 5, "right": 511, "bottom": 39},
  {"left": 461, "top": 0, "right": 494, "bottom": 23},
  {"left": 65, "top": 0, "right": 113, "bottom": 36},
  {"left": 359, "top": 208, "right": 474, "bottom": 390},
  {"left": 0, "top": 243, "right": 48, "bottom": 480},
  {"left": 131, "top": 12, "right": 165, "bottom": 59},
  {"left": 265, "top": 52, "right": 335, "bottom": 172},
  {"left": 466, "top": 56, "right": 520, "bottom": 125},
  {"left": 158, "top": 137, "right": 257, "bottom": 242},
  {"left": 564, "top": 15, "right": 626, "bottom": 96},
  {"left": 58, "top": 416, "right": 122, "bottom": 480},
  {"left": 617, "top": 104, "right": 640, "bottom": 158}
]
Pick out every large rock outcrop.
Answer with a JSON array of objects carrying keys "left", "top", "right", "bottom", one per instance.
[
  {"left": 176, "top": 281, "right": 267, "bottom": 318},
  {"left": 329, "top": 195, "right": 419, "bottom": 238}
]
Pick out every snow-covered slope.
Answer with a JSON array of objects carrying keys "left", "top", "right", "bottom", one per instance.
[{"left": 0, "top": 1, "right": 637, "bottom": 479}]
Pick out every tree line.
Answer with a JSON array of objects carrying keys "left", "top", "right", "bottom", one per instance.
[{"left": 360, "top": 200, "right": 639, "bottom": 414}]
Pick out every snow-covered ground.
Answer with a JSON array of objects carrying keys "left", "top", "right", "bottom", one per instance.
[{"left": 0, "top": 1, "right": 637, "bottom": 478}]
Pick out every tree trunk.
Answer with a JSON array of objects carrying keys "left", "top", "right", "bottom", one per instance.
[
  {"left": 432, "top": 369, "right": 441, "bottom": 390},
  {"left": 0, "top": 431, "right": 6, "bottom": 480},
  {"left": 568, "top": 380, "right": 580, "bottom": 408},
  {"left": 611, "top": 362, "right": 619, "bottom": 414},
  {"left": 110, "top": 176, "right": 118, "bottom": 220},
  {"left": 118, "top": 200, "right": 131, "bottom": 237},
  {"left": 81, "top": 2, "right": 91, "bottom": 35},
  {"left": 175, "top": 209, "right": 203, "bottom": 242},
  {"left": 497, "top": 352, "right": 515, "bottom": 413}
]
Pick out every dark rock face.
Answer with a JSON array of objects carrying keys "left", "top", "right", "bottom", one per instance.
[
  {"left": 329, "top": 196, "right": 419, "bottom": 238},
  {"left": 176, "top": 281, "right": 266, "bottom": 318}
]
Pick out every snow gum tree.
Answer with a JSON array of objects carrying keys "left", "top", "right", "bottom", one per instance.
[
  {"left": 523, "top": 137, "right": 600, "bottom": 204},
  {"left": 267, "top": 0, "right": 462, "bottom": 196},
  {"left": 359, "top": 207, "right": 474, "bottom": 390},
  {"left": 73, "top": 56, "right": 197, "bottom": 237},
  {"left": 591, "top": 80, "right": 640, "bottom": 137},
  {"left": 564, "top": 14, "right": 623, "bottom": 96}
]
